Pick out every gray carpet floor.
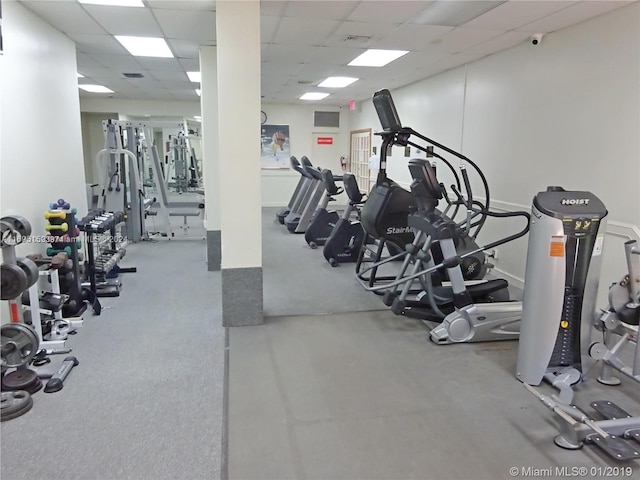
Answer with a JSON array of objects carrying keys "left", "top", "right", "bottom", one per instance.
[
  {"left": 228, "top": 311, "right": 640, "bottom": 480},
  {"left": 1, "top": 238, "right": 224, "bottom": 480},
  {"left": 262, "top": 207, "right": 391, "bottom": 317}
]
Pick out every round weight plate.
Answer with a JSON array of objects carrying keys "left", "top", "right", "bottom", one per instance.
[
  {"left": 1, "top": 264, "right": 29, "bottom": 300},
  {"left": 0, "top": 215, "right": 32, "bottom": 238},
  {"left": 16, "top": 257, "right": 40, "bottom": 289},
  {"left": 1, "top": 220, "right": 20, "bottom": 248},
  {"left": 0, "top": 391, "right": 33, "bottom": 422},
  {"left": 0, "top": 323, "right": 39, "bottom": 368},
  {"left": 1, "top": 369, "right": 38, "bottom": 391}
]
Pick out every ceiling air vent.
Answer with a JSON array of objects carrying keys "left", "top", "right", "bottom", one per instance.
[
  {"left": 343, "top": 35, "right": 371, "bottom": 43},
  {"left": 123, "top": 72, "right": 144, "bottom": 78},
  {"left": 314, "top": 111, "right": 340, "bottom": 128}
]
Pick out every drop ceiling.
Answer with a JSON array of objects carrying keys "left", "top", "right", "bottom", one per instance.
[{"left": 18, "top": 0, "right": 636, "bottom": 105}]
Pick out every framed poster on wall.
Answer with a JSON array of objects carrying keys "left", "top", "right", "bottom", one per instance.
[{"left": 261, "top": 124, "right": 290, "bottom": 169}]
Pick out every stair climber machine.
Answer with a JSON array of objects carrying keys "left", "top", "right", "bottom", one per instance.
[
  {"left": 304, "top": 168, "right": 343, "bottom": 249},
  {"left": 276, "top": 156, "right": 313, "bottom": 225},
  {"left": 322, "top": 173, "right": 368, "bottom": 267},
  {"left": 357, "top": 89, "right": 530, "bottom": 344},
  {"left": 284, "top": 159, "right": 326, "bottom": 234},
  {"left": 517, "top": 192, "right": 640, "bottom": 461}
]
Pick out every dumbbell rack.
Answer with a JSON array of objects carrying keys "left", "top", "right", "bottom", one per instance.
[{"left": 78, "top": 210, "right": 132, "bottom": 297}]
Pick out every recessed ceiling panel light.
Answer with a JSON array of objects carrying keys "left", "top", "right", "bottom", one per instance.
[
  {"left": 300, "top": 92, "right": 330, "bottom": 100},
  {"left": 77, "top": 73, "right": 85, "bottom": 78},
  {"left": 195, "top": 89, "right": 201, "bottom": 96},
  {"left": 318, "top": 77, "right": 359, "bottom": 88},
  {"left": 115, "top": 36, "right": 173, "bottom": 58},
  {"left": 348, "top": 49, "right": 409, "bottom": 67},
  {"left": 194, "top": 116, "right": 202, "bottom": 121},
  {"left": 78, "top": 84, "right": 114, "bottom": 93},
  {"left": 78, "top": 0, "right": 145, "bottom": 7},
  {"left": 187, "top": 71, "right": 201, "bottom": 83}
]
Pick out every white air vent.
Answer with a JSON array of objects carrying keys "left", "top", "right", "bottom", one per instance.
[
  {"left": 343, "top": 35, "right": 371, "bottom": 43},
  {"left": 314, "top": 111, "right": 340, "bottom": 128}
]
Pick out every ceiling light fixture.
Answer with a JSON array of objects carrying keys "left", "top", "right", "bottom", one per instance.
[
  {"left": 187, "top": 71, "right": 201, "bottom": 83},
  {"left": 412, "top": 0, "right": 505, "bottom": 27},
  {"left": 78, "top": 84, "right": 114, "bottom": 93},
  {"left": 195, "top": 89, "right": 201, "bottom": 96},
  {"left": 300, "top": 92, "right": 330, "bottom": 100},
  {"left": 348, "top": 49, "right": 409, "bottom": 67},
  {"left": 318, "top": 77, "right": 359, "bottom": 88},
  {"left": 77, "top": 73, "right": 85, "bottom": 78},
  {"left": 78, "top": 0, "right": 145, "bottom": 7},
  {"left": 115, "top": 35, "right": 173, "bottom": 58}
]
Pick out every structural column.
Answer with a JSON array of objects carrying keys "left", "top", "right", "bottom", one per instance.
[
  {"left": 199, "top": 46, "right": 221, "bottom": 271},
  {"left": 216, "top": 0, "right": 263, "bottom": 326}
]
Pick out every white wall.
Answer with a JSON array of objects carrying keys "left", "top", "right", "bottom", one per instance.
[
  {"left": 348, "top": 3, "right": 640, "bottom": 303},
  {"left": 260, "top": 103, "right": 351, "bottom": 206},
  {"left": 1, "top": 1, "right": 88, "bottom": 254}
]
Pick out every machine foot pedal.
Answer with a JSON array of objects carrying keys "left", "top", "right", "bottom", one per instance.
[
  {"left": 591, "top": 401, "right": 632, "bottom": 420},
  {"left": 588, "top": 434, "right": 640, "bottom": 460}
]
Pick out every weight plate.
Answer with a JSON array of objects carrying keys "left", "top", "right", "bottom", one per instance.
[
  {"left": 1, "top": 221, "right": 20, "bottom": 248},
  {"left": 16, "top": 257, "right": 40, "bottom": 289},
  {"left": 1, "top": 369, "right": 38, "bottom": 390},
  {"left": 1, "top": 264, "right": 29, "bottom": 300},
  {"left": 0, "top": 391, "right": 33, "bottom": 422},
  {"left": 0, "top": 215, "right": 32, "bottom": 238},
  {"left": 0, "top": 323, "right": 39, "bottom": 368}
]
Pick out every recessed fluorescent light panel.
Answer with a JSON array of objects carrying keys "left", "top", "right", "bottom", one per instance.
[
  {"left": 413, "top": 1, "right": 505, "bottom": 27},
  {"left": 318, "top": 77, "right": 358, "bottom": 88},
  {"left": 78, "top": 0, "right": 145, "bottom": 7},
  {"left": 77, "top": 73, "right": 84, "bottom": 78},
  {"left": 348, "top": 49, "right": 409, "bottom": 67},
  {"left": 195, "top": 89, "right": 201, "bottom": 96},
  {"left": 78, "top": 84, "right": 114, "bottom": 93},
  {"left": 187, "top": 71, "right": 201, "bottom": 83},
  {"left": 194, "top": 116, "right": 202, "bottom": 121},
  {"left": 300, "top": 92, "right": 330, "bottom": 100},
  {"left": 115, "top": 36, "right": 173, "bottom": 58}
]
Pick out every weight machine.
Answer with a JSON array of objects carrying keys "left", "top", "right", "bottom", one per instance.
[{"left": 517, "top": 191, "right": 640, "bottom": 461}]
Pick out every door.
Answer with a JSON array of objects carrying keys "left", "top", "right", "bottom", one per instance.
[{"left": 349, "top": 129, "right": 372, "bottom": 192}]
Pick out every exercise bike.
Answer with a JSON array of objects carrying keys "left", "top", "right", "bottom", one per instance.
[
  {"left": 322, "top": 173, "right": 367, "bottom": 267},
  {"left": 304, "top": 168, "right": 343, "bottom": 249}
]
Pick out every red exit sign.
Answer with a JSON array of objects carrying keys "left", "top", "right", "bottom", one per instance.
[{"left": 317, "top": 137, "right": 333, "bottom": 145}]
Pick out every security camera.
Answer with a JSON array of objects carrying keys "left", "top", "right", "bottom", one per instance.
[{"left": 530, "top": 34, "right": 544, "bottom": 46}]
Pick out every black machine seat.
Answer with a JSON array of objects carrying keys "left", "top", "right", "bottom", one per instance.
[
  {"left": 614, "top": 303, "right": 640, "bottom": 326},
  {"left": 320, "top": 169, "right": 343, "bottom": 196},
  {"left": 342, "top": 173, "right": 365, "bottom": 204}
]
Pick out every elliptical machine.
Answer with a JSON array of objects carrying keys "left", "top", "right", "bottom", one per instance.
[
  {"left": 276, "top": 156, "right": 314, "bottom": 224},
  {"left": 357, "top": 89, "right": 530, "bottom": 343}
]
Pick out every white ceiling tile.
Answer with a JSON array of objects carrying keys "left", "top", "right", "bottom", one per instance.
[
  {"left": 324, "top": 21, "right": 399, "bottom": 47},
  {"left": 515, "top": 1, "right": 635, "bottom": 33},
  {"left": 283, "top": 1, "right": 359, "bottom": 20},
  {"left": 371, "top": 24, "right": 454, "bottom": 51},
  {"left": 306, "top": 45, "right": 367, "bottom": 66},
  {"left": 263, "top": 44, "right": 314, "bottom": 63},
  {"left": 272, "top": 17, "right": 340, "bottom": 46},
  {"left": 81, "top": 5, "right": 164, "bottom": 36},
  {"left": 166, "top": 39, "right": 201, "bottom": 59},
  {"left": 147, "top": 69, "right": 190, "bottom": 82},
  {"left": 262, "top": 61, "right": 304, "bottom": 76},
  {"left": 20, "top": 1, "right": 107, "bottom": 35},
  {"left": 431, "top": 27, "right": 505, "bottom": 53},
  {"left": 147, "top": 0, "right": 215, "bottom": 10},
  {"left": 461, "top": 30, "right": 531, "bottom": 56},
  {"left": 261, "top": 15, "right": 281, "bottom": 43},
  {"left": 68, "top": 33, "right": 130, "bottom": 55},
  {"left": 261, "top": 1, "right": 289, "bottom": 17},
  {"left": 76, "top": 66, "right": 114, "bottom": 79},
  {"left": 463, "top": 0, "right": 578, "bottom": 30},
  {"left": 179, "top": 58, "right": 201, "bottom": 71},
  {"left": 94, "top": 53, "right": 145, "bottom": 70},
  {"left": 153, "top": 9, "right": 216, "bottom": 43},
  {"left": 76, "top": 53, "right": 105, "bottom": 70},
  {"left": 347, "top": 1, "right": 434, "bottom": 23},
  {"left": 134, "top": 57, "right": 185, "bottom": 71}
]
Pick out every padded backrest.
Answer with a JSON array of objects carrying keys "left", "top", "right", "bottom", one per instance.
[
  {"left": 342, "top": 173, "right": 363, "bottom": 203},
  {"left": 321, "top": 169, "right": 340, "bottom": 196}
]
